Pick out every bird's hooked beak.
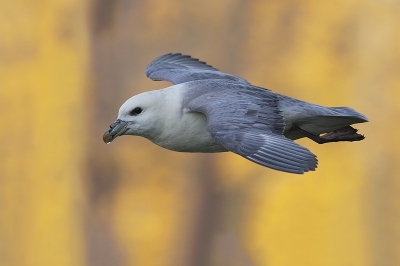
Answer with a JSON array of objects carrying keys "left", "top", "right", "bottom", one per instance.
[{"left": 103, "top": 119, "right": 129, "bottom": 144}]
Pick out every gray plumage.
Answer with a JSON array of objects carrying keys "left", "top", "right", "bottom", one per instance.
[
  {"left": 103, "top": 53, "right": 368, "bottom": 174},
  {"left": 146, "top": 53, "right": 250, "bottom": 84}
]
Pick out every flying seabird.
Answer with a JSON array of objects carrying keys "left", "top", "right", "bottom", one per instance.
[{"left": 103, "top": 53, "right": 368, "bottom": 174}]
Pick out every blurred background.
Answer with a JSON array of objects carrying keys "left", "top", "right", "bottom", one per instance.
[{"left": 1, "top": 0, "right": 400, "bottom": 265}]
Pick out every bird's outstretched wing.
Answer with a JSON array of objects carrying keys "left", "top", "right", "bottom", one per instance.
[
  {"left": 145, "top": 53, "right": 249, "bottom": 85},
  {"left": 184, "top": 81, "right": 318, "bottom": 174}
]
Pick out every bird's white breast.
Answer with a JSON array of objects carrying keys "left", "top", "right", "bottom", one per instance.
[{"left": 150, "top": 84, "right": 227, "bottom": 153}]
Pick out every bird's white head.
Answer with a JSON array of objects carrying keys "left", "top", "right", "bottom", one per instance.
[{"left": 103, "top": 90, "right": 164, "bottom": 143}]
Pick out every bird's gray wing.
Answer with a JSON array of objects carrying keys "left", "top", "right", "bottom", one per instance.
[
  {"left": 184, "top": 81, "right": 318, "bottom": 174},
  {"left": 145, "top": 53, "right": 250, "bottom": 85}
]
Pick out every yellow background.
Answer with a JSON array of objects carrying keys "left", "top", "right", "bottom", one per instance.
[{"left": 1, "top": 0, "right": 399, "bottom": 265}]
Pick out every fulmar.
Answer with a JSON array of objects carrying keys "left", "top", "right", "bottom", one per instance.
[{"left": 103, "top": 53, "right": 368, "bottom": 174}]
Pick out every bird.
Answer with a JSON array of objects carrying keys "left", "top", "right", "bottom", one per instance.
[{"left": 103, "top": 53, "right": 368, "bottom": 174}]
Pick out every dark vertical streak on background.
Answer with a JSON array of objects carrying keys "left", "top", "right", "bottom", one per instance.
[
  {"left": 85, "top": 0, "right": 125, "bottom": 265},
  {"left": 187, "top": 154, "right": 223, "bottom": 266},
  {"left": 185, "top": 3, "right": 253, "bottom": 264},
  {"left": 223, "top": 0, "right": 250, "bottom": 75},
  {"left": 90, "top": 0, "right": 118, "bottom": 35}
]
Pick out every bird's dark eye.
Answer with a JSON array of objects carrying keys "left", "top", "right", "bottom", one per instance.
[{"left": 129, "top": 107, "right": 143, "bottom": 116}]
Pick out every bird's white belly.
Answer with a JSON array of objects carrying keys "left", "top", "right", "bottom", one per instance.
[{"left": 152, "top": 110, "right": 227, "bottom": 153}]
